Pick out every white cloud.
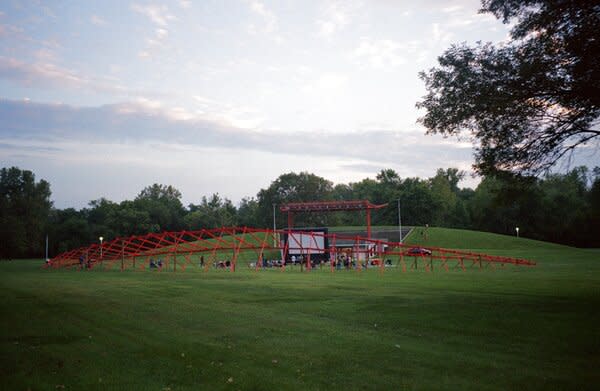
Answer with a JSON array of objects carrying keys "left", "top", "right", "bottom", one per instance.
[
  {"left": 178, "top": 1, "right": 191, "bottom": 9},
  {"left": 0, "top": 56, "right": 156, "bottom": 97},
  {"left": 309, "top": 73, "right": 347, "bottom": 91},
  {"left": 431, "top": 23, "right": 454, "bottom": 44},
  {"left": 131, "top": 4, "right": 175, "bottom": 57},
  {"left": 0, "top": 99, "right": 474, "bottom": 173},
  {"left": 34, "top": 48, "right": 57, "bottom": 61},
  {"left": 90, "top": 15, "right": 107, "bottom": 26},
  {"left": 442, "top": 5, "right": 463, "bottom": 13},
  {"left": 301, "top": 73, "right": 348, "bottom": 106},
  {"left": 131, "top": 4, "right": 175, "bottom": 27},
  {"left": 192, "top": 95, "right": 264, "bottom": 129},
  {"left": 247, "top": 0, "right": 277, "bottom": 33},
  {"left": 316, "top": 1, "right": 361, "bottom": 38},
  {"left": 353, "top": 38, "right": 406, "bottom": 69},
  {"left": 155, "top": 28, "right": 168, "bottom": 40},
  {"left": 0, "top": 56, "right": 85, "bottom": 87}
]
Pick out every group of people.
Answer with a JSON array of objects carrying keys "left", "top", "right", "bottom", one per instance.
[
  {"left": 78, "top": 255, "right": 93, "bottom": 269},
  {"left": 214, "top": 260, "right": 232, "bottom": 268},
  {"left": 149, "top": 258, "right": 163, "bottom": 269}
]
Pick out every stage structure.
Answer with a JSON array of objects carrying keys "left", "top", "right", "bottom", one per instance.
[
  {"left": 45, "top": 226, "right": 536, "bottom": 273},
  {"left": 282, "top": 227, "right": 329, "bottom": 264},
  {"left": 279, "top": 200, "right": 388, "bottom": 239}
]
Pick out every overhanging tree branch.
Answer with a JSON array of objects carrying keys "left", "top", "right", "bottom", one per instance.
[{"left": 417, "top": 1, "right": 600, "bottom": 175}]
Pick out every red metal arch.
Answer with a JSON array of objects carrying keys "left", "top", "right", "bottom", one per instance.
[{"left": 45, "top": 226, "right": 536, "bottom": 272}]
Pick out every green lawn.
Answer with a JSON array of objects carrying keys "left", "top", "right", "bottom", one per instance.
[
  {"left": 404, "top": 226, "right": 569, "bottom": 250},
  {"left": 1, "top": 227, "right": 599, "bottom": 390}
]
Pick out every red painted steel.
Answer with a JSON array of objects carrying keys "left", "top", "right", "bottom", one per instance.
[
  {"left": 46, "top": 226, "right": 537, "bottom": 272},
  {"left": 279, "top": 200, "right": 388, "bottom": 239},
  {"left": 279, "top": 200, "right": 388, "bottom": 212}
]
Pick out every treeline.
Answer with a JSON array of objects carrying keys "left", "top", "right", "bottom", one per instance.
[{"left": 1, "top": 166, "right": 599, "bottom": 259}]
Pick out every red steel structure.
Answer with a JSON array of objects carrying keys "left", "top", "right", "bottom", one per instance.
[
  {"left": 45, "top": 226, "right": 536, "bottom": 273},
  {"left": 279, "top": 200, "right": 388, "bottom": 238}
]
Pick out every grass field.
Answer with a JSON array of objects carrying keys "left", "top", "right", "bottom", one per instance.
[{"left": 1, "top": 227, "right": 599, "bottom": 390}]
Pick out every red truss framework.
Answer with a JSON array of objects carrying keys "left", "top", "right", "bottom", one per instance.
[
  {"left": 45, "top": 226, "right": 536, "bottom": 273},
  {"left": 279, "top": 200, "right": 388, "bottom": 238}
]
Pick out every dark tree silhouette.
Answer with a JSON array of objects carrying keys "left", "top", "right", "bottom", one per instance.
[{"left": 418, "top": 0, "right": 600, "bottom": 175}]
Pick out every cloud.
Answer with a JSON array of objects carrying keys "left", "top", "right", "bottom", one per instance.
[
  {"left": 0, "top": 21, "right": 25, "bottom": 37},
  {"left": 131, "top": 4, "right": 175, "bottom": 27},
  {"left": 340, "top": 163, "right": 386, "bottom": 173},
  {"left": 155, "top": 28, "right": 168, "bottom": 39},
  {"left": 353, "top": 38, "right": 406, "bottom": 69},
  {"left": 131, "top": 3, "right": 175, "bottom": 58},
  {"left": 247, "top": 0, "right": 277, "bottom": 34},
  {"left": 90, "top": 15, "right": 107, "bottom": 26},
  {"left": 316, "top": 1, "right": 361, "bottom": 38},
  {"left": 442, "top": 5, "right": 463, "bottom": 13},
  {"left": 0, "top": 98, "right": 494, "bottom": 207},
  {"left": 0, "top": 56, "right": 86, "bottom": 88},
  {"left": 0, "top": 57, "right": 159, "bottom": 97},
  {"left": 431, "top": 23, "right": 454, "bottom": 44},
  {"left": 0, "top": 98, "right": 474, "bottom": 170}
]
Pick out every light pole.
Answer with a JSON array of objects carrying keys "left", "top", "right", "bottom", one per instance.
[
  {"left": 515, "top": 227, "right": 520, "bottom": 238},
  {"left": 99, "top": 236, "right": 104, "bottom": 259},
  {"left": 397, "top": 199, "right": 402, "bottom": 244},
  {"left": 272, "top": 203, "right": 277, "bottom": 247}
]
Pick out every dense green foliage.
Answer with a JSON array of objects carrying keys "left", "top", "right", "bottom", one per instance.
[
  {"left": 1, "top": 165, "right": 599, "bottom": 259},
  {"left": 0, "top": 167, "right": 51, "bottom": 259},
  {"left": 417, "top": 0, "right": 600, "bottom": 175},
  {"left": 1, "top": 231, "right": 599, "bottom": 390}
]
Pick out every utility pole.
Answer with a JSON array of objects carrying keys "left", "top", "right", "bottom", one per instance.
[
  {"left": 272, "top": 203, "right": 277, "bottom": 247},
  {"left": 397, "top": 199, "right": 402, "bottom": 243}
]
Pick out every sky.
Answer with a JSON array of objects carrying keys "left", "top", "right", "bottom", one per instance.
[{"left": 0, "top": 0, "right": 565, "bottom": 208}]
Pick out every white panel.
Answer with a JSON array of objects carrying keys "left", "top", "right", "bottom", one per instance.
[{"left": 288, "top": 232, "right": 325, "bottom": 254}]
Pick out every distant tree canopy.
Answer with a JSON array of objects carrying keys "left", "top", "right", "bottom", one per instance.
[
  {"left": 0, "top": 167, "right": 52, "bottom": 258},
  {"left": 2, "top": 165, "right": 600, "bottom": 258},
  {"left": 417, "top": 0, "right": 600, "bottom": 175},
  {"left": 257, "top": 172, "right": 335, "bottom": 227}
]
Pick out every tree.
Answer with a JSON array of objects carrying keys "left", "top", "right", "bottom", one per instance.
[
  {"left": 48, "top": 208, "right": 90, "bottom": 255},
  {"left": 429, "top": 169, "right": 459, "bottom": 226},
  {"left": 134, "top": 184, "right": 185, "bottom": 232},
  {"left": 417, "top": 0, "right": 600, "bottom": 175},
  {"left": 397, "top": 177, "right": 435, "bottom": 226},
  {"left": 256, "top": 172, "right": 334, "bottom": 227},
  {"left": 536, "top": 167, "right": 590, "bottom": 245},
  {"left": 0, "top": 167, "right": 52, "bottom": 258},
  {"left": 588, "top": 169, "right": 600, "bottom": 245},
  {"left": 185, "top": 194, "right": 237, "bottom": 229},
  {"left": 107, "top": 200, "right": 155, "bottom": 237},
  {"left": 237, "top": 197, "right": 259, "bottom": 227},
  {"left": 86, "top": 198, "right": 120, "bottom": 240}
]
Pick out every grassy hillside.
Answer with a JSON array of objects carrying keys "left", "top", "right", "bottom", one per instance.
[
  {"left": 1, "top": 229, "right": 599, "bottom": 390},
  {"left": 404, "top": 226, "right": 569, "bottom": 251}
]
